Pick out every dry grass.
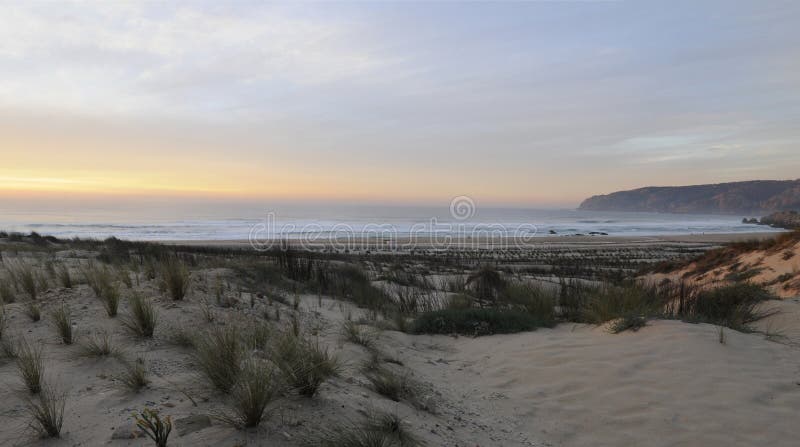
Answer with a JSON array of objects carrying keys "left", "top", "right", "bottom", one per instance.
[
  {"left": 0, "top": 305, "right": 7, "bottom": 341},
  {"left": 56, "top": 264, "right": 72, "bottom": 289},
  {"left": 219, "top": 358, "right": 280, "bottom": 428},
  {"left": 26, "top": 384, "right": 66, "bottom": 438},
  {"left": 16, "top": 263, "right": 39, "bottom": 300},
  {"left": 166, "top": 326, "right": 196, "bottom": 348},
  {"left": 134, "top": 408, "right": 172, "bottom": 447},
  {"left": 305, "top": 411, "right": 421, "bottom": 447},
  {"left": 80, "top": 331, "right": 119, "bottom": 358},
  {"left": 100, "top": 281, "right": 120, "bottom": 317},
  {"left": 16, "top": 340, "right": 44, "bottom": 394},
  {"left": 363, "top": 366, "right": 423, "bottom": 409},
  {"left": 194, "top": 325, "right": 243, "bottom": 392},
  {"left": 160, "top": 257, "right": 190, "bottom": 301},
  {"left": 121, "top": 293, "right": 157, "bottom": 338},
  {"left": 271, "top": 333, "right": 340, "bottom": 397},
  {"left": 24, "top": 301, "right": 41, "bottom": 322},
  {"left": 244, "top": 321, "right": 271, "bottom": 351},
  {"left": 50, "top": 305, "right": 73, "bottom": 344},
  {"left": 0, "top": 279, "right": 16, "bottom": 303},
  {"left": 341, "top": 321, "right": 379, "bottom": 350},
  {"left": 119, "top": 357, "right": 149, "bottom": 392}
]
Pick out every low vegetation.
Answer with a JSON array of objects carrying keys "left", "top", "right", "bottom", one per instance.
[
  {"left": 80, "top": 331, "right": 118, "bottom": 358},
  {"left": 411, "top": 308, "right": 549, "bottom": 336},
  {"left": 341, "top": 321, "right": 379, "bottom": 349},
  {"left": 194, "top": 325, "right": 243, "bottom": 393},
  {"left": 664, "top": 282, "right": 776, "bottom": 331},
  {"left": 26, "top": 384, "right": 66, "bottom": 438},
  {"left": 50, "top": 305, "right": 74, "bottom": 344},
  {"left": 120, "top": 358, "right": 149, "bottom": 392},
  {"left": 363, "top": 367, "right": 426, "bottom": 411},
  {"left": 271, "top": 333, "right": 340, "bottom": 397},
  {"left": 220, "top": 358, "right": 280, "bottom": 428},
  {"left": 25, "top": 301, "right": 41, "bottom": 322},
  {"left": 122, "top": 293, "right": 157, "bottom": 337},
  {"left": 160, "top": 257, "right": 190, "bottom": 301},
  {"left": 56, "top": 264, "right": 72, "bottom": 289},
  {"left": 17, "top": 340, "right": 44, "bottom": 394},
  {"left": 100, "top": 281, "right": 120, "bottom": 317},
  {"left": 306, "top": 412, "right": 421, "bottom": 447},
  {"left": 0, "top": 279, "right": 16, "bottom": 303},
  {"left": 134, "top": 408, "right": 172, "bottom": 447},
  {"left": 0, "top": 305, "right": 6, "bottom": 340}
]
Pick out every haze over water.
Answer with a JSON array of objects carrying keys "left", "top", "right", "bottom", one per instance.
[{"left": 0, "top": 202, "right": 782, "bottom": 241}]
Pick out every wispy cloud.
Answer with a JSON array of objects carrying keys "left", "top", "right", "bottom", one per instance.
[{"left": 0, "top": 1, "right": 798, "bottom": 204}]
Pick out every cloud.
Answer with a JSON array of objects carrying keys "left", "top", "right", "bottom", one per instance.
[{"left": 0, "top": 2, "right": 393, "bottom": 117}]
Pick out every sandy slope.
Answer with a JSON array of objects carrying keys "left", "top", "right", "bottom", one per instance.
[
  {"left": 648, "top": 238, "right": 800, "bottom": 298},
  {"left": 394, "top": 302, "right": 800, "bottom": 447},
  {"left": 1, "top": 265, "right": 799, "bottom": 446}
]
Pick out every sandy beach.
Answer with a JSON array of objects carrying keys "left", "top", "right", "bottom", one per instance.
[
  {"left": 1, "top": 233, "right": 798, "bottom": 446},
  {"left": 163, "top": 232, "right": 784, "bottom": 250}
]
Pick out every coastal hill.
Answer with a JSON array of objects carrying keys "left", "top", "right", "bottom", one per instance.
[
  {"left": 579, "top": 179, "right": 800, "bottom": 214},
  {"left": 647, "top": 230, "right": 800, "bottom": 298}
]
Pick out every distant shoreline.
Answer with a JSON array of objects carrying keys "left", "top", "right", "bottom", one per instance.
[{"left": 160, "top": 231, "right": 785, "bottom": 250}]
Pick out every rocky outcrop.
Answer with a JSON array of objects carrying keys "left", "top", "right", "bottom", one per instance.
[{"left": 760, "top": 211, "right": 800, "bottom": 229}]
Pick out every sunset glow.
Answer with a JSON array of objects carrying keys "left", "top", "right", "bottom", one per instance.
[{"left": 1, "top": 2, "right": 799, "bottom": 206}]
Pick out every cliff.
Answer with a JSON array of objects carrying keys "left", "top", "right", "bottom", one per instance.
[{"left": 579, "top": 180, "right": 800, "bottom": 214}]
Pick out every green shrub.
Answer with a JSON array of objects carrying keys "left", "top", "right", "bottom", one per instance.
[
  {"left": 500, "top": 283, "right": 557, "bottom": 324},
  {"left": 411, "top": 308, "right": 549, "bottom": 336},
  {"left": 579, "top": 283, "right": 662, "bottom": 324},
  {"left": 666, "top": 283, "right": 775, "bottom": 331}
]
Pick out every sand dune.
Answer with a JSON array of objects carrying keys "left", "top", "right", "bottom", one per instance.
[
  {"left": 395, "top": 299, "right": 800, "bottom": 446},
  {"left": 2, "top": 239, "right": 799, "bottom": 446}
]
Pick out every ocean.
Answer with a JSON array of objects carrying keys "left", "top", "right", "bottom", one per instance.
[{"left": 0, "top": 201, "right": 782, "bottom": 242}]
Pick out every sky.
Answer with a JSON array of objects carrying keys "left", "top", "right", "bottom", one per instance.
[{"left": 1, "top": 0, "right": 799, "bottom": 208}]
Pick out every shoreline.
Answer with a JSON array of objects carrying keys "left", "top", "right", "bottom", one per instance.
[{"left": 160, "top": 231, "right": 785, "bottom": 249}]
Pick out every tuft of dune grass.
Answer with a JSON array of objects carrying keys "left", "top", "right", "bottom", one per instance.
[
  {"left": 218, "top": 358, "right": 281, "bottom": 428},
  {"left": 271, "top": 333, "right": 340, "bottom": 397},
  {"left": 26, "top": 384, "right": 65, "bottom": 438},
  {"left": 50, "top": 305, "right": 74, "bottom": 344},
  {"left": 160, "top": 257, "right": 190, "bottom": 301},
  {"left": 194, "top": 325, "right": 242, "bottom": 393},
  {"left": 16, "top": 339, "right": 44, "bottom": 394},
  {"left": 122, "top": 293, "right": 157, "bottom": 338}
]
